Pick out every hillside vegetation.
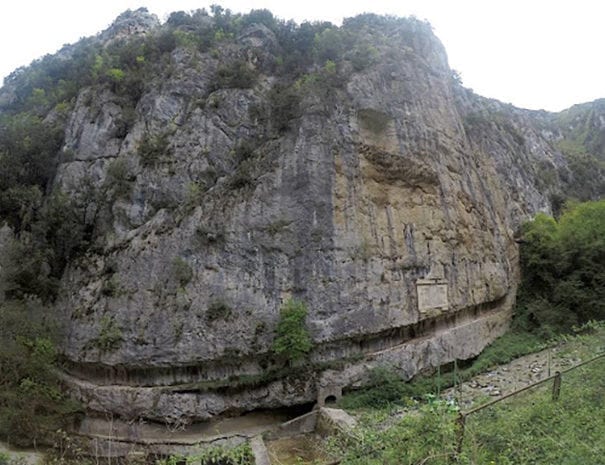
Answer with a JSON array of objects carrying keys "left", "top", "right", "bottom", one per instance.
[
  {"left": 515, "top": 199, "right": 605, "bottom": 337},
  {"left": 0, "top": 5, "right": 603, "bottom": 456},
  {"left": 331, "top": 327, "right": 605, "bottom": 465}
]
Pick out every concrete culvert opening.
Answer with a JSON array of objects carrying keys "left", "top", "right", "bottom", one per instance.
[{"left": 324, "top": 395, "right": 337, "bottom": 405}]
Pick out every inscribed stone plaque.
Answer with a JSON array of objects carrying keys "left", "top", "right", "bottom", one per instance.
[{"left": 416, "top": 279, "right": 449, "bottom": 313}]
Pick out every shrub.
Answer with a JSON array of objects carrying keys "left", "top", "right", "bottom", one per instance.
[
  {"left": 206, "top": 300, "right": 232, "bottom": 322},
  {"left": 268, "top": 83, "right": 301, "bottom": 132},
  {"left": 158, "top": 443, "right": 253, "bottom": 465},
  {"left": 172, "top": 257, "right": 193, "bottom": 287},
  {"left": 94, "top": 316, "right": 123, "bottom": 351},
  {"left": 185, "top": 182, "right": 203, "bottom": 209},
  {"left": 100, "top": 275, "right": 120, "bottom": 297},
  {"left": 213, "top": 61, "right": 257, "bottom": 89},
  {"left": 138, "top": 132, "right": 170, "bottom": 167},
  {"left": 232, "top": 139, "right": 257, "bottom": 162},
  {"left": 339, "top": 366, "right": 408, "bottom": 409},
  {"left": 105, "top": 158, "right": 133, "bottom": 198},
  {"left": 0, "top": 301, "right": 82, "bottom": 446},
  {"left": 271, "top": 298, "right": 312, "bottom": 363},
  {"left": 348, "top": 43, "right": 379, "bottom": 71}
]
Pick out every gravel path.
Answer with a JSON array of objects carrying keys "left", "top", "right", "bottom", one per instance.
[{"left": 443, "top": 338, "right": 601, "bottom": 410}]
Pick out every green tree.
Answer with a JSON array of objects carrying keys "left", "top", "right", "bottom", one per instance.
[
  {"left": 271, "top": 298, "right": 312, "bottom": 363},
  {"left": 516, "top": 200, "right": 605, "bottom": 336},
  {"left": 0, "top": 301, "right": 81, "bottom": 446}
]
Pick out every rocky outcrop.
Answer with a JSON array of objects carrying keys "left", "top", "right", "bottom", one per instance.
[{"left": 3, "top": 10, "right": 599, "bottom": 426}]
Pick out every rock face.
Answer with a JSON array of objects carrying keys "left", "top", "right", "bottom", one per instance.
[{"left": 2, "top": 11, "right": 601, "bottom": 426}]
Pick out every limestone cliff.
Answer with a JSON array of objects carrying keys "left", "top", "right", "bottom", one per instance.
[{"left": 0, "top": 9, "right": 602, "bottom": 427}]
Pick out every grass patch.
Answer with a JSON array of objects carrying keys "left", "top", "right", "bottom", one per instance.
[
  {"left": 330, "top": 325, "right": 605, "bottom": 465},
  {"left": 462, "top": 356, "right": 605, "bottom": 464}
]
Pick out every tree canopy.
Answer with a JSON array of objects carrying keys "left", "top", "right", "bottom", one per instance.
[{"left": 516, "top": 200, "right": 605, "bottom": 337}]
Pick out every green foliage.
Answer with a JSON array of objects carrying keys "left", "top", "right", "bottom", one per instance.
[
  {"left": 340, "top": 331, "right": 545, "bottom": 410},
  {"left": 556, "top": 99, "right": 605, "bottom": 161},
  {"left": 334, "top": 355, "right": 605, "bottom": 464},
  {"left": 0, "top": 112, "right": 65, "bottom": 227},
  {"left": 268, "top": 83, "right": 301, "bottom": 132},
  {"left": 239, "top": 9, "right": 277, "bottom": 30},
  {"left": 348, "top": 43, "right": 379, "bottom": 71},
  {"left": 232, "top": 139, "right": 257, "bottom": 162},
  {"left": 185, "top": 182, "right": 204, "bottom": 210},
  {"left": 313, "top": 27, "right": 350, "bottom": 63},
  {"left": 339, "top": 366, "right": 409, "bottom": 409},
  {"left": 157, "top": 442, "right": 253, "bottom": 465},
  {"left": 227, "top": 159, "right": 255, "bottom": 190},
  {"left": 271, "top": 299, "right": 312, "bottom": 363},
  {"left": 516, "top": 200, "right": 605, "bottom": 337},
  {"left": 332, "top": 326, "right": 605, "bottom": 463},
  {"left": 105, "top": 158, "right": 133, "bottom": 198},
  {"left": 3, "top": 190, "right": 89, "bottom": 302},
  {"left": 172, "top": 257, "right": 193, "bottom": 287},
  {"left": 332, "top": 400, "right": 459, "bottom": 465},
  {"left": 213, "top": 61, "right": 258, "bottom": 90},
  {"left": 556, "top": 140, "right": 605, "bottom": 200},
  {"left": 138, "top": 132, "right": 171, "bottom": 167},
  {"left": 105, "top": 67, "right": 125, "bottom": 82},
  {"left": 92, "top": 315, "right": 123, "bottom": 351},
  {"left": 462, "top": 357, "right": 605, "bottom": 464},
  {"left": 206, "top": 300, "right": 232, "bottom": 322},
  {"left": 0, "top": 301, "right": 82, "bottom": 446}
]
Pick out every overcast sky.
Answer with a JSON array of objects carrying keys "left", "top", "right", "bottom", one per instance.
[{"left": 1, "top": 0, "right": 603, "bottom": 112}]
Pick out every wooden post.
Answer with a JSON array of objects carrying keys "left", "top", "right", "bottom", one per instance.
[
  {"left": 455, "top": 413, "right": 466, "bottom": 458},
  {"left": 454, "top": 358, "right": 458, "bottom": 398},
  {"left": 552, "top": 371, "right": 562, "bottom": 401},
  {"left": 437, "top": 364, "right": 441, "bottom": 398}
]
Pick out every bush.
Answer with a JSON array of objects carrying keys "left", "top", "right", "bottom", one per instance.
[
  {"left": 271, "top": 299, "right": 312, "bottom": 363},
  {"left": 213, "top": 61, "right": 258, "bottom": 89},
  {"left": 206, "top": 300, "right": 232, "bottom": 322},
  {"left": 172, "top": 257, "right": 193, "bottom": 287},
  {"left": 158, "top": 442, "right": 253, "bottom": 465},
  {"left": 268, "top": 83, "right": 301, "bottom": 132},
  {"left": 0, "top": 301, "right": 82, "bottom": 446},
  {"left": 93, "top": 316, "right": 123, "bottom": 352},
  {"left": 138, "top": 132, "right": 171, "bottom": 167},
  {"left": 105, "top": 158, "right": 133, "bottom": 198},
  {"left": 339, "top": 366, "right": 408, "bottom": 409},
  {"left": 215, "top": 61, "right": 257, "bottom": 89},
  {"left": 2, "top": 190, "right": 88, "bottom": 303}
]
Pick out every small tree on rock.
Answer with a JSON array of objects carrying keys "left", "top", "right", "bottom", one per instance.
[{"left": 271, "top": 298, "right": 312, "bottom": 364}]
